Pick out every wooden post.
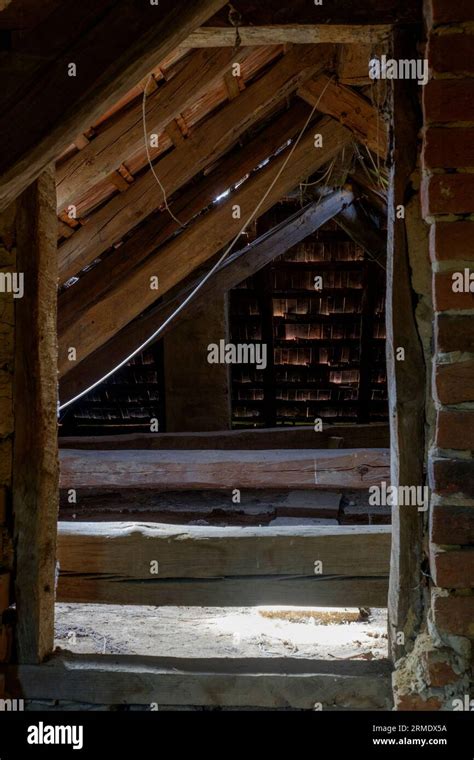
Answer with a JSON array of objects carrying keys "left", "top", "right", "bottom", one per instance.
[
  {"left": 386, "top": 28, "right": 426, "bottom": 661},
  {"left": 164, "top": 296, "right": 231, "bottom": 431},
  {"left": 13, "top": 166, "right": 59, "bottom": 664}
]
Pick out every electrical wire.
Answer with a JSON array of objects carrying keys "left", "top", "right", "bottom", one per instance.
[{"left": 59, "top": 75, "right": 336, "bottom": 413}]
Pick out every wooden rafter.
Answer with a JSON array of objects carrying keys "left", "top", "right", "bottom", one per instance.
[
  {"left": 0, "top": 0, "right": 228, "bottom": 212},
  {"left": 59, "top": 190, "right": 352, "bottom": 401},
  {"left": 58, "top": 101, "right": 311, "bottom": 338},
  {"left": 58, "top": 44, "right": 333, "bottom": 282},
  {"left": 56, "top": 46, "right": 253, "bottom": 210},
  {"left": 58, "top": 116, "right": 352, "bottom": 376}
]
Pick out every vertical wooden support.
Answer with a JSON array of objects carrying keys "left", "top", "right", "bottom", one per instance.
[
  {"left": 164, "top": 295, "right": 231, "bottom": 431},
  {"left": 386, "top": 29, "right": 426, "bottom": 661},
  {"left": 13, "top": 166, "right": 59, "bottom": 663}
]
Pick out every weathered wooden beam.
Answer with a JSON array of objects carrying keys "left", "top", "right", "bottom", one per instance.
[
  {"left": 298, "top": 74, "right": 388, "bottom": 157},
  {"left": 0, "top": 0, "right": 228, "bottom": 212},
  {"left": 58, "top": 101, "right": 310, "bottom": 339},
  {"left": 59, "top": 448, "right": 390, "bottom": 490},
  {"left": 56, "top": 46, "right": 253, "bottom": 211},
  {"left": 56, "top": 521, "right": 390, "bottom": 607},
  {"left": 12, "top": 167, "right": 59, "bottom": 664},
  {"left": 58, "top": 117, "right": 352, "bottom": 375},
  {"left": 58, "top": 44, "right": 332, "bottom": 281},
  {"left": 184, "top": 25, "right": 391, "bottom": 47},
  {"left": 10, "top": 654, "right": 392, "bottom": 708},
  {"left": 59, "top": 423, "right": 390, "bottom": 451},
  {"left": 59, "top": 190, "right": 352, "bottom": 397},
  {"left": 386, "top": 28, "right": 425, "bottom": 661}
]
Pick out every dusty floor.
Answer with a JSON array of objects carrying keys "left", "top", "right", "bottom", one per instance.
[{"left": 55, "top": 604, "right": 388, "bottom": 660}]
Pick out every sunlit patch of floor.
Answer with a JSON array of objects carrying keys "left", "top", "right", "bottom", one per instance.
[{"left": 55, "top": 604, "right": 388, "bottom": 660}]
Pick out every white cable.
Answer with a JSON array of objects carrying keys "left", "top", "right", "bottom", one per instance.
[
  {"left": 142, "top": 74, "right": 184, "bottom": 228},
  {"left": 59, "top": 75, "right": 336, "bottom": 412}
]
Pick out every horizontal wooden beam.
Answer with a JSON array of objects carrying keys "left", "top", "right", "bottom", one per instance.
[
  {"left": 184, "top": 25, "right": 391, "bottom": 47},
  {"left": 298, "top": 74, "right": 388, "bottom": 158},
  {"left": 59, "top": 448, "right": 390, "bottom": 490},
  {"left": 58, "top": 44, "right": 332, "bottom": 281},
  {"left": 56, "top": 521, "right": 390, "bottom": 607},
  {"left": 56, "top": 46, "right": 252, "bottom": 211},
  {"left": 0, "top": 0, "right": 227, "bottom": 212},
  {"left": 59, "top": 423, "right": 390, "bottom": 451},
  {"left": 58, "top": 117, "right": 352, "bottom": 375},
  {"left": 10, "top": 654, "right": 392, "bottom": 708}
]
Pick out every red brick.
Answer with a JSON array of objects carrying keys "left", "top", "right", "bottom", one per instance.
[
  {"left": 422, "top": 650, "right": 460, "bottom": 687},
  {"left": 431, "top": 546, "right": 474, "bottom": 587},
  {"left": 423, "top": 128, "right": 474, "bottom": 169},
  {"left": 428, "top": 34, "right": 474, "bottom": 75},
  {"left": 436, "top": 314, "right": 474, "bottom": 353},
  {"left": 396, "top": 694, "right": 442, "bottom": 711},
  {"left": 424, "top": 79, "right": 474, "bottom": 124},
  {"left": 433, "top": 271, "right": 474, "bottom": 311},
  {"left": 432, "top": 590, "right": 474, "bottom": 637},
  {"left": 435, "top": 359, "right": 474, "bottom": 404},
  {"left": 436, "top": 409, "right": 474, "bottom": 449},
  {"left": 429, "top": 456, "right": 474, "bottom": 498},
  {"left": 0, "top": 572, "right": 9, "bottom": 613},
  {"left": 422, "top": 174, "right": 474, "bottom": 216},
  {"left": 426, "top": 0, "right": 474, "bottom": 25},
  {"left": 431, "top": 504, "right": 474, "bottom": 544},
  {"left": 430, "top": 222, "right": 474, "bottom": 262}
]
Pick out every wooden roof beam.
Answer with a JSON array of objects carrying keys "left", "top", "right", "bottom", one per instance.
[
  {"left": 184, "top": 24, "right": 391, "bottom": 47},
  {"left": 56, "top": 46, "right": 253, "bottom": 211},
  {"left": 58, "top": 44, "right": 333, "bottom": 283},
  {"left": 0, "top": 0, "right": 228, "bottom": 213},
  {"left": 297, "top": 74, "right": 388, "bottom": 158},
  {"left": 59, "top": 189, "right": 352, "bottom": 401},
  {"left": 58, "top": 116, "right": 353, "bottom": 377}
]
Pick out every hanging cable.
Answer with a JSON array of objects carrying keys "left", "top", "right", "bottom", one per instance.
[{"left": 59, "top": 75, "right": 336, "bottom": 412}]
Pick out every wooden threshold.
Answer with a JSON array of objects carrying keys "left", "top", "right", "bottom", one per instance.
[{"left": 8, "top": 654, "right": 393, "bottom": 709}]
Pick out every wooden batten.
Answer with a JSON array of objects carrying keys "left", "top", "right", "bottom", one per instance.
[{"left": 184, "top": 25, "right": 391, "bottom": 47}]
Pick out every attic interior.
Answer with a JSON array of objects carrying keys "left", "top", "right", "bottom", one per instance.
[{"left": 0, "top": 0, "right": 473, "bottom": 715}]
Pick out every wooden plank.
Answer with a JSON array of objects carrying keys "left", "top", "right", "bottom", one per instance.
[
  {"left": 58, "top": 117, "right": 352, "bottom": 375},
  {"left": 386, "top": 28, "right": 426, "bottom": 661},
  {"left": 11, "top": 654, "right": 392, "bottom": 708},
  {"left": 57, "top": 522, "right": 391, "bottom": 577},
  {"left": 56, "top": 522, "right": 390, "bottom": 607},
  {"left": 184, "top": 25, "right": 391, "bottom": 47},
  {"left": 0, "top": 0, "right": 228, "bottom": 212},
  {"left": 298, "top": 74, "right": 388, "bottom": 158},
  {"left": 58, "top": 45, "right": 332, "bottom": 281},
  {"left": 59, "top": 423, "right": 390, "bottom": 450},
  {"left": 58, "top": 102, "right": 311, "bottom": 341},
  {"left": 59, "top": 448, "right": 390, "bottom": 490},
  {"left": 56, "top": 46, "right": 250, "bottom": 210},
  {"left": 12, "top": 167, "right": 59, "bottom": 664}
]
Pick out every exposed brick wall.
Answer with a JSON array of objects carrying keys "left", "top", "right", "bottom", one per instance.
[{"left": 395, "top": 0, "right": 474, "bottom": 712}]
